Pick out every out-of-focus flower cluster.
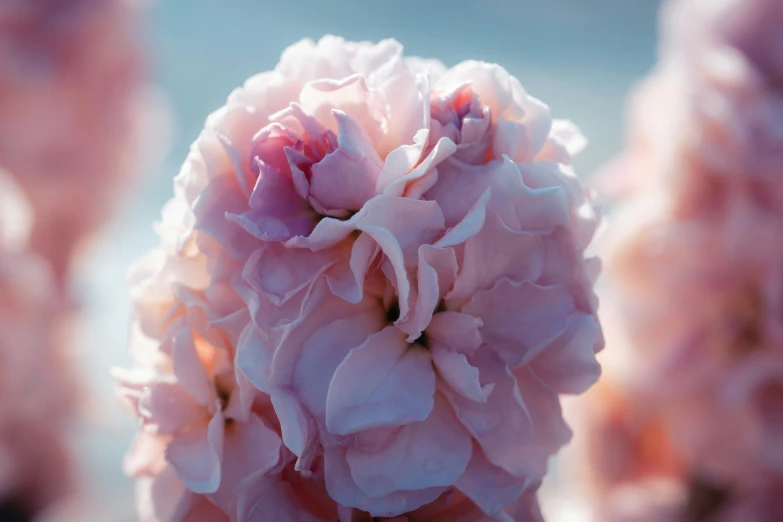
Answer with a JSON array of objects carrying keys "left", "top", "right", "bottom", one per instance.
[
  {"left": 570, "top": 0, "right": 783, "bottom": 520},
  {"left": 116, "top": 36, "right": 604, "bottom": 521},
  {"left": 0, "top": 0, "right": 148, "bottom": 519},
  {"left": 0, "top": 0, "right": 146, "bottom": 287},
  {"left": 0, "top": 172, "right": 74, "bottom": 520}
]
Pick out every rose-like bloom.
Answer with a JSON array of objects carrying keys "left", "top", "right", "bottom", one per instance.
[
  {"left": 0, "top": 172, "right": 73, "bottom": 518},
  {"left": 575, "top": 0, "right": 783, "bottom": 520},
  {"left": 0, "top": 0, "right": 145, "bottom": 285},
  {"left": 599, "top": 0, "right": 783, "bottom": 216},
  {"left": 119, "top": 36, "right": 602, "bottom": 521}
]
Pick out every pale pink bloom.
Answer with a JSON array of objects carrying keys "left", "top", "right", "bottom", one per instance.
[
  {"left": 120, "top": 36, "right": 602, "bottom": 521},
  {"left": 0, "top": 172, "right": 73, "bottom": 516},
  {"left": 662, "top": 0, "right": 783, "bottom": 87},
  {"left": 0, "top": 0, "right": 145, "bottom": 284},
  {"left": 579, "top": 0, "right": 783, "bottom": 519}
]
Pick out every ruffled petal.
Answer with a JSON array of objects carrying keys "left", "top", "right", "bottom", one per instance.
[
  {"left": 345, "top": 393, "right": 472, "bottom": 497},
  {"left": 165, "top": 410, "right": 225, "bottom": 494},
  {"left": 326, "top": 326, "right": 435, "bottom": 435},
  {"left": 463, "top": 279, "right": 575, "bottom": 368}
]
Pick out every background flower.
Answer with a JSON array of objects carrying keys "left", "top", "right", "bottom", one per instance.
[
  {"left": 0, "top": 172, "right": 75, "bottom": 519},
  {"left": 567, "top": 0, "right": 783, "bottom": 520}
]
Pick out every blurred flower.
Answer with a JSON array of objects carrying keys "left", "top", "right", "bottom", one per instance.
[
  {"left": 0, "top": 0, "right": 147, "bottom": 286},
  {"left": 0, "top": 172, "right": 74, "bottom": 518},
  {"left": 574, "top": 0, "right": 783, "bottom": 520},
  {"left": 117, "top": 36, "right": 602, "bottom": 521}
]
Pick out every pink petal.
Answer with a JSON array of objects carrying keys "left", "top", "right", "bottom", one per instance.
[
  {"left": 432, "top": 343, "right": 487, "bottom": 403},
  {"left": 242, "top": 243, "right": 335, "bottom": 307},
  {"left": 455, "top": 442, "right": 528, "bottom": 516},
  {"left": 165, "top": 410, "right": 225, "bottom": 494},
  {"left": 356, "top": 195, "right": 446, "bottom": 323},
  {"left": 124, "top": 432, "right": 168, "bottom": 477},
  {"left": 423, "top": 158, "right": 500, "bottom": 229},
  {"left": 530, "top": 313, "right": 602, "bottom": 394},
  {"left": 194, "top": 173, "right": 257, "bottom": 260},
  {"left": 326, "top": 326, "right": 435, "bottom": 435},
  {"left": 375, "top": 129, "right": 428, "bottom": 194},
  {"left": 463, "top": 279, "right": 575, "bottom": 368},
  {"left": 324, "top": 446, "right": 446, "bottom": 517},
  {"left": 229, "top": 158, "right": 317, "bottom": 242},
  {"left": 269, "top": 279, "right": 382, "bottom": 392},
  {"left": 224, "top": 369, "right": 258, "bottom": 423},
  {"left": 371, "top": 49, "right": 431, "bottom": 156},
  {"left": 308, "top": 111, "right": 383, "bottom": 212},
  {"left": 427, "top": 311, "right": 484, "bottom": 356},
  {"left": 235, "top": 322, "right": 276, "bottom": 394},
  {"left": 510, "top": 367, "right": 572, "bottom": 479},
  {"left": 396, "top": 245, "right": 458, "bottom": 341},
  {"left": 433, "top": 188, "right": 491, "bottom": 249},
  {"left": 346, "top": 393, "right": 472, "bottom": 497},
  {"left": 447, "top": 212, "right": 546, "bottom": 310},
  {"left": 171, "top": 327, "right": 216, "bottom": 407},
  {"left": 292, "top": 307, "right": 387, "bottom": 421},
  {"left": 208, "top": 415, "right": 283, "bottom": 514},
  {"left": 138, "top": 382, "right": 207, "bottom": 435},
  {"left": 299, "top": 74, "right": 387, "bottom": 144},
  {"left": 270, "top": 389, "right": 316, "bottom": 460},
  {"left": 380, "top": 136, "right": 457, "bottom": 198},
  {"left": 325, "top": 232, "right": 378, "bottom": 304},
  {"left": 440, "top": 351, "right": 534, "bottom": 478},
  {"left": 238, "top": 478, "right": 334, "bottom": 522}
]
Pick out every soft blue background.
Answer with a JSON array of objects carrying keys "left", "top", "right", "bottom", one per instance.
[{"left": 68, "top": 1, "right": 662, "bottom": 520}]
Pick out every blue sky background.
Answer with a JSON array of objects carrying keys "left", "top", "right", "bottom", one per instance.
[{"left": 65, "top": 1, "right": 662, "bottom": 520}]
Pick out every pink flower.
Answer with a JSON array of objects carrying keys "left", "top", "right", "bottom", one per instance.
[
  {"left": 662, "top": 0, "right": 783, "bottom": 87},
  {"left": 120, "top": 36, "right": 602, "bottom": 521},
  {"left": 576, "top": 0, "right": 783, "bottom": 520},
  {"left": 0, "top": 0, "right": 145, "bottom": 284},
  {"left": 0, "top": 172, "right": 73, "bottom": 516}
]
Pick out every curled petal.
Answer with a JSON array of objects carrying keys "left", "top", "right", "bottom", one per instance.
[
  {"left": 464, "top": 279, "right": 575, "bottom": 368},
  {"left": 165, "top": 410, "right": 225, "bottom": 494},
  {"left": 346, "top": 393, "right": 472, "bottom": 497},
  {"left": 326, "top": 326, "right": 436, "bottom": 435}
]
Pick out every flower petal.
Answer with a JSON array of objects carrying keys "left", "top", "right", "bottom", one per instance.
[
  {"left": 324, "top": 446, "right": 446, "bottom": 517},
  {"left": 138, "top": 382, "right": 206, "bottom": 435},
  {"left": 463, "top": 279, "right": 575, "bottom": 368},
  {"left": 440, "top": 351, "right": 534, "bottom": 478},
  {"left": 235, "top": 322, "right": 276, "bottom": 394},
  {"left": 455, "top": 441, "right": 529, "bottom": 516},
  {"left": 170, "top": 327, "right": 216, "bottom": 407},
  {"left": 326, "top": 326, "right": 435, "bottom": 435},
  {"left": 530, "top": 313, "right": 602, "bottom": 394},
  {"left": 446, "top": 214, "right": 546, "bottom": 311},
  {"left": 396, "top": 245, "right": 458, "bottom": 342},
  {"left": 432, "top": 343, "right": 487, "bottom": 403},
  {"left": 208, "top": 415, "right": 283, "bottom": 514},
  {"left": 346, "top": 392, "right": 472, "bottom": 497},
  {"left": 308, "top": 110, "right": 383, "bottom": 212},
  {"left": 165, "top": 410, "right": 225, "bottom": 494},
  {"left": 427, "top": 311, "right": 484, "bottom": 356}
]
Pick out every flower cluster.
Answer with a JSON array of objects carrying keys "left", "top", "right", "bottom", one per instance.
[
  {"left": 576, "top": 0, "right": 783, "bottom": 520},
  {"left": 0, "top": 172, "right": 74, "bottom": 519},
  {"left": 0, "top": 0, "right": 145, "bottom": 285},
  {"left": 116, "top": 36, "right": 602, "bottom": 521}
]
